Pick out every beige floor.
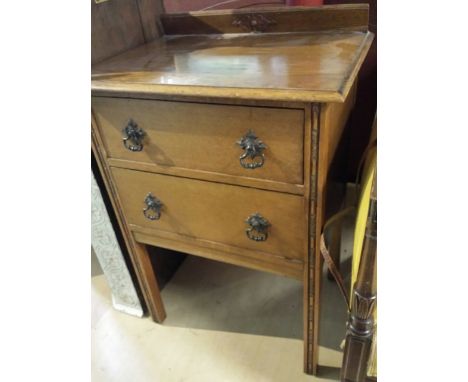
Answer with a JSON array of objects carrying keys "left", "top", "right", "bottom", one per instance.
[{"left": 92, "top": 236, "right": 352, "bottom": 382}]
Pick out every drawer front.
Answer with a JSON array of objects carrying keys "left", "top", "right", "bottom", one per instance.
[
  {"left": 93, "top": 97, "right": 304, "bottom": 185},
  {"left": 111, "top": 167, "right": 306, "bottom": 261}
]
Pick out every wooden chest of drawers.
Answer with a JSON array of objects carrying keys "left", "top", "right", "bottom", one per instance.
[{"left": 92, "top": 5, "right": 373, "bottom": 375}]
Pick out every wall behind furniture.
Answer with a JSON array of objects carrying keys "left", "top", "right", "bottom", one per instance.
[{"left": 91, "top": 0, "right": 163, "bottom": 64}]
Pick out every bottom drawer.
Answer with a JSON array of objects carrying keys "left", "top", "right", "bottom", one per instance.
[{"left": 111, "top": 167, "right": 306, "bottom": 262}]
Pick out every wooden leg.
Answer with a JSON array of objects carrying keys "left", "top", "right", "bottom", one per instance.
[
  {"left": 132, "top": 240, "right": 166, "bottom": 323},
  {"left": 340, "top": 309, "right": 375, "bottom": 382},
  {"left": 303, "top": 255, "right": 315, "bottom": 375},
  {"left": 304, "top": 218, "right": 323, "bottom": 376}
]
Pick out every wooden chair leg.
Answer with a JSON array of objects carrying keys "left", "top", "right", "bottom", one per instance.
[{"left": 132, "top": 240, "right": 166, "bottom": 323}]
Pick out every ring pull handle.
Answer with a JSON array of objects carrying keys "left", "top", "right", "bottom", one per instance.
[
  {"left": 122, "top": 119, "right": 146, "bottom": 152},
  {"left": 236, "top": 130, "right": 266, "bottom": 169},
  {"left": 143, "top": 193, "right": 163, "bottom": 221},
  {"left": 246, "top": 212, "right": 270, "bottom": 242}
]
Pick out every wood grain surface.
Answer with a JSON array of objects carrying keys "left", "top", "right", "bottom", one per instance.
[
  {"left": 92, "top": 97, "right": 304, "bottom": 185},
  {"left": 91, "top": 0, "right": 165, "bottom": 63},
  {"left": 110, "top": 167, "right": 307, "bottom": 262},
  {"left": 91, "top": 4, "right": 373, "bottom": 376},
  {"left": 136, "top": 0, "right": 165, "bottom": 41},
  {"left": 134, "top": 231, "right": 303, "bottom": 279},
  {"left": 161, "top": 4, "right": 368, "bottom": 34},
  {"left": 92, "top": 30, "right": 374, "bottom": 103},
  {"left": 91, "top": 0, "right": 145, "bottom": 65}
]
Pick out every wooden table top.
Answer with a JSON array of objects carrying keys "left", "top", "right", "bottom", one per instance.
[{"left": 92, "top": 30, "right": 373, "bottom": 103}]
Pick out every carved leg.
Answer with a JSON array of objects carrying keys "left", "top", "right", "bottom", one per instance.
[
  {"left": 340, "top": 289, "right": 376, "bottom": 382},
  {"left": 132, "top": 240, "right": 167, "bottom": 323}
]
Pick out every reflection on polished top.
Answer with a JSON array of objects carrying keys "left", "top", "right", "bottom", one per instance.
[{"left": 92, "top": 31, "right": 373, "bottom": 102}]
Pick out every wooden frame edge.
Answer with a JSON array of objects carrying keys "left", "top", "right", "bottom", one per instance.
[
  {"left": 91, "top": 82, "right": 344, "bottom": 103},
  {"left": 163, "top": 4, "right": 369, "bottom": 18},
  {"left": 303, "top": 102, "right": 321, "bottom": 375}
]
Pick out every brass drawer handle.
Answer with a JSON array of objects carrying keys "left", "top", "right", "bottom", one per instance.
[
  {"left": 237, "top": 130, "right": 266, "bottom": 169},
  {"left": 122, "top": 119, "right": 146, "bottom": 152},
  {"left": 246, "top": 213, "right": 270, "bottom": 242},
  {"left": 143, "top": 193, "right": 163, "bottom": 220}
]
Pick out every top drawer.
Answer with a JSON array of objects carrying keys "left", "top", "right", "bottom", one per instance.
[{"left": 92, "top": 97, "right": 304, "bottom": 185}]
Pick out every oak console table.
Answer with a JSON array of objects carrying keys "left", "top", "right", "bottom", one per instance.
[{"left": 91, "top": 4, "right": 373, "bottom": 374}]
